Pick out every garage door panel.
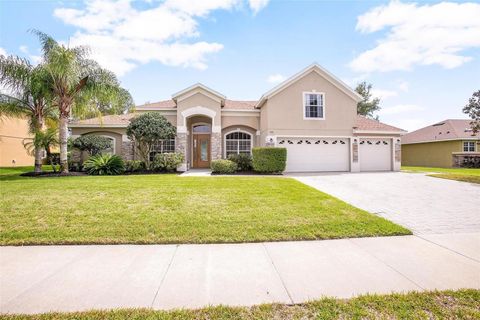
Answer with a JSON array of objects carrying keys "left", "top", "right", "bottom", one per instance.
[
  {"left": 359, "top": 138, "right": 392, "bottom": 171},
  {"left": 279, "top": 138, "right": 350, "bottom": 172}
]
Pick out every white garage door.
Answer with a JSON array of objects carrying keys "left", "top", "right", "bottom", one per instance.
[
  {"left": 278, "top": 137, "right": 350, "bottom": 172},
  {"left": 359, "top": 138, "right": 392, "bottom": 171}
]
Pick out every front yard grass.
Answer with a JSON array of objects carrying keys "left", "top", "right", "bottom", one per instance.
[
  {"left": 0, "top": 171, "right": 410, "bottom": 245},
  {"left": 402, "top": 166, "right": 480, "bottom": 184},
  {"left": 1, "top": 289, "right": 478, "bottom": 320}
]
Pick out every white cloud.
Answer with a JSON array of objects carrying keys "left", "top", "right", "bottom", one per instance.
[
  {"left": 0, "top": 47, "right": 7, "bottom": 56},
  {"left": 378, "top": 104, "right": 424, "bottom": 115},
  {"left": 267, "top": 73, "right": 286, "bottom": 84},
  {"left": 350, "top": 1, "right": 480, "bottom": 72},
  {"left": 398, "top": 80, "right": 409, "bottom": 92},
  {"left": 19, "top": 45, "right": 28, "bottom": 54},
  {"left": 371, "top": 88, "right": 397, "bottom": 100},
  {"left": 53, "top": 0, "right": 267, "bottom": 76},
  {"left": 248, "top": 0, "right": 270, "bottom": 14},
  {"left": 392, "top": 118, "right": 430, "bottom": 132}
]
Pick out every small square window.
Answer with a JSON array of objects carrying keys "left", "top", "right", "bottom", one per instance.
[{"left": 463, "top": 141, "right": 476, "bottom": 152}]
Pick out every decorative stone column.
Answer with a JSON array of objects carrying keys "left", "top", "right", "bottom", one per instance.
[
  {"left": 176, "top": 132, "right": 188, "bottom": 171},
  {"left": 121, "top": 136, "right": 134, "bottom": 161},
  {"left": 394, "top": 138, "right": 401, "bottom": 171},
  {"left": 211, "top": 132, "right": 222, "bottom": 160}
]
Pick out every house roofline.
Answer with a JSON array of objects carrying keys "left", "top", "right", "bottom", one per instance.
[
  {"left": 255, "top": 63, "right": 363, "bottom": 108},
  {"left": 402, "top": 137, "right": 480, "bottom": 145}
]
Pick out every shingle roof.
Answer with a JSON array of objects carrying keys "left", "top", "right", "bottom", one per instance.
[
  {"left": 136, "top": 100, "right": 176, "bottom": 109},
  {"left": 402, "top": 119, "right": 479, "bottom": 144},
  {"left": 70, "top": 113, "right": 136, "bottom": 126},
  {"left": 354, "top": 115, "right": 406, "bottom": 133},
  {"left": 135, "top": 99, "right": 257, "bottom": 110}
]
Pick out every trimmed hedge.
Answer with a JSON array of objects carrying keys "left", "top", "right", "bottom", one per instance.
[
  {"left": 252, "top": 147, "right": 287, "bottom": 173},
  {"left": 227, "top": 153, "right": 252, "bottom": 171},
  {"left": 211, "top": 159, "right": 237, "bottom": 174}
]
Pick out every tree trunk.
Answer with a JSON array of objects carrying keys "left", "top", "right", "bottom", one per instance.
[
  {"left": 59, "top": 115, "right": 69, "bottom": 173},
  {"left": 34, "top": 147, "right": 43, "bottom": 173},
  {"left": 33, "top": 116, "right": 44, "bottom": 174}
]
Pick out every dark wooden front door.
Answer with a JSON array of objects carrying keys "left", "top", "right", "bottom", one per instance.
[{"left": 193, "top": 134, "right": 210, "bottom": 168}]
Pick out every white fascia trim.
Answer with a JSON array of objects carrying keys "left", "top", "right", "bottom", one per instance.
[
  {"left": 221, "top": 109, "right": 260, "bottom": 113},
  {"left": 275, "top": 135, "right": 353, "bottom": 138},
  {"left": 68, "top": 124, "right": 127, "bottom": 128},
  {"left": 256, "top": 63, "right": 362, "bottom": 108},
  {"left": 172, "top": 83, "right": 226, "bottom": 101},
  {"left": 402, "top": 137, "right": 480, "bottom": 145},
  {"left": 354, "top": 130, "right": 405, "bottom": 135}
]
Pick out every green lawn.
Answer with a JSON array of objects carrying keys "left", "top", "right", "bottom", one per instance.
[
  {"left": 402, "top": 166, "right": 480, "bottom": 184},
  {"left": 0, "top": 165, "right": 56, "bottom": 176},
  {"left": 1, "top": 290, "right": 478, "bottom": 320},
  {"left": 0, "top": 169, "right": 409, "bottom": 245}
]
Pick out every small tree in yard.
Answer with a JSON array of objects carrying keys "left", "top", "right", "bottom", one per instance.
[
  {"left": 463, "top": 90, "right": 480, "bottom": 134},
  {"left": 355, "top": 81, "right": 381, "bottom": 119},
  {"left": 126, "top": 112, "right": 176, "bottom": 168},
  {"left": 72, "top": 135, "right": 113, "bottom": 163}
]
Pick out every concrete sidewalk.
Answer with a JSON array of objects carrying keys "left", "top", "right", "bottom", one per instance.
[{"left": 1, "top": 233, "right": 479, "bottom": 314}]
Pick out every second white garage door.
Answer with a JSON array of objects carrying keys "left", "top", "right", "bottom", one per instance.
[
  {"left": 359, "top": 138, "right": 392, "bottom": 171},
  {"left": 278, "top": 137, "right": 350, "bottom": 172}
]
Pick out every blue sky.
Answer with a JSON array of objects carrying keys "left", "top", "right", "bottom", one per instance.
[{"left": 1, "top": 0, "right": 479, "bottom": 131}]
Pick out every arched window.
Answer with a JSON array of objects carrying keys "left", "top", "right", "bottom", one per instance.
[
  {"left": 225, "top": 131, "right": 252, "bottom": 156},
  {"left": 192, "top": 124, "right": 211, "bottom": 133}
]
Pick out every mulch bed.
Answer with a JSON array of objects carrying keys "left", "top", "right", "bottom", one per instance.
[{"left": 20, "top": 171, "right": 87, "bottom": 178}]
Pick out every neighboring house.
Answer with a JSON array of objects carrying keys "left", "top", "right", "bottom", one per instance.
[
  {"left": 0, "top": 116, "right": 34, "bottom": 167},
  {"left": 402, "top": 119, "right": 480, "bottom": 168},
  {"left": 69, "top": 63, "right": 405, "bottom": 172}
]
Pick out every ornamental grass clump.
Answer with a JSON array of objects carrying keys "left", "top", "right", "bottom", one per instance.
[{"left": 83, "top": 154, "right": 125, "bottom": 175}]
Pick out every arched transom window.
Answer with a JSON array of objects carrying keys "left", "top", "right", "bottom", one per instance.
[{"left": 225, "top": 131, "right": 252, "bottom": 156}]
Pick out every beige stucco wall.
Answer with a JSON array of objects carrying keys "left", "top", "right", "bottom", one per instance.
[
  {"left": 260, "top": 71, "right": 357, "bottom": 140},
  {"left": 70, "top": 128, "right": 124, "bottom": 157},
  {"left": 176, "top": 90, "right": 222, "bottom": 129},
  {"left": 402, "top": 140, "right": 462, "bottom": 167},
  {"left": 221, "top": 114, "right": 259, "bottom": 131},
  {"left": 0, "top": 116, "right": 34, "bottom": 167}
]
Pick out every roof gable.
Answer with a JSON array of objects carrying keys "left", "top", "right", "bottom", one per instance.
[
  {"left": 256, "top": 63, "right": 362, "bottom": 108},
  {"left": 172, "top": 83, "right": 226, "bottom": 105}
]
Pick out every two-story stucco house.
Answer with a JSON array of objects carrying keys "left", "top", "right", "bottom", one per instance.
[{"left": 69, "top": 63, "right": 405, "bottom": 172}]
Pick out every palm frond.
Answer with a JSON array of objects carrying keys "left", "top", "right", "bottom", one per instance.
[
  {"left": 30, "top": 29, "right": 58, "bottom": 56},
  {"left": 0, "top": 55, "right": 32, "bottom": 96}
]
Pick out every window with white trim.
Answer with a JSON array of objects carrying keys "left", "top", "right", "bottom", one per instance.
[
  {"left": 304, "top": 93, "right": 324, "bottom": 119},
  {"left": 149, "top": 139, "right": 176, "bottom": 161},
  {"left": 463, "top": 141, "right": 476, "bottom": 152},
  {"left": 225, "top": 132, "right": 252, "bottom": 156}
]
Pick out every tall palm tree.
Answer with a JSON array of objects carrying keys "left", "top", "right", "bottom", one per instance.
[
  {"left": 0, "top": 55, "right": 56, "bottom": 173},
  {"left": 33, "top": 30, "right": 131, "bottom": 173},
  {"left": 23, "top": 126, "right": 59, "bottom": 172}
]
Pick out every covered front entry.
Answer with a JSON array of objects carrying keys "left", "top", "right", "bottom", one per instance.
[
  {"left": 192, "top": 133, "right": 211, "bottom": 168},
  {"left": 190, "top": 121, "right": 212, "bottom": 168}
]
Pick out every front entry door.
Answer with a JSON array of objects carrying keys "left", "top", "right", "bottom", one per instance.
[{"left": 193, "top": 134, "right": 210, "bottom": 168}]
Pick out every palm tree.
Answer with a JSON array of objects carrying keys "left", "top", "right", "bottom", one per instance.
[
  {"left": 0, "top": 55, "right": 56, "bottom": 173},
  {"left": 23, "top": 126, "right": 59, "bottom": 172},
  {"left": 33, "top": 30, "right": 131, "bottom": 173}
]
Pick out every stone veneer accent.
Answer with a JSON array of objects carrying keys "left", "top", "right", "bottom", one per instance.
[
  {"left": 394, "top": 139, "right": 401, "bottom": 162},
  {"left": 176, "top": 133, "right": 188, "bottom": 170},
  {"left": 211, "top": 132, "right": 222, "bottom": 160},
  {"left": 121, "top": 140, "right": 134, "bottom": 161}
]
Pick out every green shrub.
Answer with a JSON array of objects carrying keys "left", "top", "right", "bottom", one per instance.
[
  {"left": 252, "top": 147, "right": 287, "bottom": 173},
  {"left": 72, "top": 135, "right": 113, "bottom": 156},
  {"left": 83, "top": 154, "right": 125, "bottom": 175},
  {"left": 124, "top": 160, "right": 146, "bottom": 173},
  {"left": 227, "top": 153, "right": 252, "bottom": 171},
  {"left": 152, "top": 153, "right": 184, "bottom": 172},
  {"left": 211, "top": 159, "right": 237, "bottom": 174}
]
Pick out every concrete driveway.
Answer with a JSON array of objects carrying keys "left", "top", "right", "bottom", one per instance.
[{"left": 292, "top": 172, "right": 480, "bottom": 234}]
